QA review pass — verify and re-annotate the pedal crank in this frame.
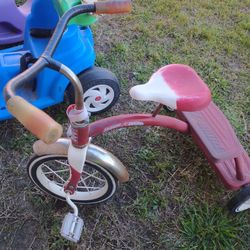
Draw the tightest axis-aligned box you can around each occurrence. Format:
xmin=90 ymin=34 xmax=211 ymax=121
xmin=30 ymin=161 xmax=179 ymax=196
xmin=61 ymin=193 xmax=84 ymax=243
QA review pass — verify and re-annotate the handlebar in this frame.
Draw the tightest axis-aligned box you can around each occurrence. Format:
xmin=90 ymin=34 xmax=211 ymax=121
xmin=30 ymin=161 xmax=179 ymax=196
xmin=95 ymin=0 xmax=132 ymax=14
xmin=4 ymin=0 xmax=132 ymax=144
xmin=7 ymin=96 xmax=63 ymax=144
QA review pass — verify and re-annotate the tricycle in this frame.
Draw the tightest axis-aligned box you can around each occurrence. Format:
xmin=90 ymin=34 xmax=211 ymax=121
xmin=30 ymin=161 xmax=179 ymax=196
xmin=3 ymin=0 xmax=250 ymax=243
xmin=0 ymin=0 xmax=120 ymax=121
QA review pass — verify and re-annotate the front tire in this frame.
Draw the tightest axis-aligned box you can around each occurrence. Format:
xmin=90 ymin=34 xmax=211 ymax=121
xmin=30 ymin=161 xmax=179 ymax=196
xmin=27 ymin=155 xmax=118 ymax=204
xmin=66 ymin=67 xmax=120 ymax=115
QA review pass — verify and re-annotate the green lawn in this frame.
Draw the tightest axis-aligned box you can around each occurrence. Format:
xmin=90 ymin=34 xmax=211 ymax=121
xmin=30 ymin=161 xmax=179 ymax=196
xmin=1 ymin=0 xmax=249 ymax=249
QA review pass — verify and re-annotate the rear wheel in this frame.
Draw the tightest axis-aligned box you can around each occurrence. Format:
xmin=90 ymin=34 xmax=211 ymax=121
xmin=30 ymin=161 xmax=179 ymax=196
xmin=227 ymin=185 xmax=250 ymax=213
xmin=66 ymin=67 xmax=120 ymax=115
xmin=27 ymin=155 xmax=118 ymax=204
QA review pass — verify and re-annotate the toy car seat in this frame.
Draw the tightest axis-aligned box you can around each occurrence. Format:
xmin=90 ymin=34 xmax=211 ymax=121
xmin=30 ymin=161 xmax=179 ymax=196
xmin=0 ymin=0 xmax=32 ymax=45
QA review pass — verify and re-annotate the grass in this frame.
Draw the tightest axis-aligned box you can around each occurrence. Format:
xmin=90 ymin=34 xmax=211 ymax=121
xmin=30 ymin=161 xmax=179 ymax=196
xmin=88 ymin=0 xmax=250 ymax=247
xmin=1 ymin=0 xmax=249 ymax=249
xmin=28 ymin=193 xmax=76 ymax=249
xmin=133 ymin=181 xmax=168 ymax=219
xmin=180 ymin=203 xmax=250 ymax=250
xmin=15 ymin=0 xmax=23 ymax=6
xmin=10 ymin=131 xmax=36 ymax=155
xmin=94 ymin=0 xmax=250 ymax=141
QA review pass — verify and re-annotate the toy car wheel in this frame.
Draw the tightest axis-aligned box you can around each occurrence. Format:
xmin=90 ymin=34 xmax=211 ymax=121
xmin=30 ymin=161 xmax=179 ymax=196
xmin=227 ymin=185 xmax=250 ymax=213
xmin=66 ymin=67 xmax=120 ymax=115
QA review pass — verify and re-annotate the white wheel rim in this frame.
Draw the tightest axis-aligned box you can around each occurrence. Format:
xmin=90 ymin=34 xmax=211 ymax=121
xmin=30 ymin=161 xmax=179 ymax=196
xmin=30 ymin=156 xmax=116 ymax=202
xmin=235 ymin=197 xmax=250 ymax=212
xmin=83 ymin=84 xmax=115 ymax=112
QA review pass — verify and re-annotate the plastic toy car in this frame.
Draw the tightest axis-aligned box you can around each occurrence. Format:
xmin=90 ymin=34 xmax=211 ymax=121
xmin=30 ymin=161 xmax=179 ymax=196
xmin=0 ymin=0 xmax=120 ymax=121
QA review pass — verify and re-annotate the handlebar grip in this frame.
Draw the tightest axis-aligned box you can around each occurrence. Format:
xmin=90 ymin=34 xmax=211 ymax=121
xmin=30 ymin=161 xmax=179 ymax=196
xmin=7 ymin=96 xmax=63 ymax=144
xmin=95 ymin=0 xmax=132 ymax=14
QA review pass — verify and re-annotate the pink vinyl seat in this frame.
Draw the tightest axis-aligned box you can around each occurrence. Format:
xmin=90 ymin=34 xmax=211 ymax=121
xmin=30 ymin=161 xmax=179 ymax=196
xmin=129 ymin=64 xmax=211 ymax=111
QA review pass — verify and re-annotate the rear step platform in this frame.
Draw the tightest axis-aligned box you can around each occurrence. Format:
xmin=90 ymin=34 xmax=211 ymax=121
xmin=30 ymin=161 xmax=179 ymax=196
xmin=178 ymin=102 xmax=250 ymax=190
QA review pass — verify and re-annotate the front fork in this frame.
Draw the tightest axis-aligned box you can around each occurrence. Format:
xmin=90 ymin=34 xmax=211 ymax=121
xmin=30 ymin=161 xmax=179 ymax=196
xmin=64 ymin=104 xmax=90 ymax=194
xmin=60 ymin=104 xmax=89 ymax=242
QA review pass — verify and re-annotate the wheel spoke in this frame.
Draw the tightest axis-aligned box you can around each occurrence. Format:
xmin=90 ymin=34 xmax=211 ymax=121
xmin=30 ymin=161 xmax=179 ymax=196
xmin=43 ymin=169 xmax=69 ymax=175
xmin=82 ymin=170 xmax=106 ymax=183
xmin=41 ymin=163 xmax=67 ymax=184
xmin=85 ymin=97 xmax=97 ymax=109
xmin=98 ymin=85 xmax=108 ymax=97
xmin=55 ymin=160 xmax=70 ymax=167
xmin=83 ymin=180 xmax=90 ymax=192
xmin=84 ymin=89 xmax=100 ymax=98
xmin=97 ymin=86 xmax=114 ymax=103
xmin=102 ymin=92 xmax=114 ymax=102
xmin=77 ymin=186 xmax=100 ymax=191
xmin=93 ymin=102 xmax=108 ymax=108
xmin=85 ymin=96 xmax=108 ymax=109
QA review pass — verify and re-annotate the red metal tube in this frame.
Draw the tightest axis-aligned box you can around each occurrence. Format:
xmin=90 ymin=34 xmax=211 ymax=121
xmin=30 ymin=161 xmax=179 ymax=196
xmin=89 ymin=114 xmax=189 ymax=137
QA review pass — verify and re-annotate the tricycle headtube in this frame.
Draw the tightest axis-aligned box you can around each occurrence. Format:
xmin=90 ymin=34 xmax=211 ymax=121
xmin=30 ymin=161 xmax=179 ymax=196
xmin=67 ymin=104 xmax=90 ymax=148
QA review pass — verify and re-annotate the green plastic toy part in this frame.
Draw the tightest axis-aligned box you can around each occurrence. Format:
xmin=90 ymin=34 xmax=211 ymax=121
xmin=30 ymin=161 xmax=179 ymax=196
xmin=52 ymin=0 xmax=97 ymax=26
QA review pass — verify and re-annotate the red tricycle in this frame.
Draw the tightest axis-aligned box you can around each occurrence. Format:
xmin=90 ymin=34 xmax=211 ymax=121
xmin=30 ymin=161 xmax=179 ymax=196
xmin=4 ymin=0 xmax=250 ymax=243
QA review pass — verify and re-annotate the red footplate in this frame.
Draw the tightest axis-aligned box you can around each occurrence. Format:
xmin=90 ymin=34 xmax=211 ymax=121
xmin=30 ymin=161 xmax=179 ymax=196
xmin=179 ymin=102 xmax=250 ymax=190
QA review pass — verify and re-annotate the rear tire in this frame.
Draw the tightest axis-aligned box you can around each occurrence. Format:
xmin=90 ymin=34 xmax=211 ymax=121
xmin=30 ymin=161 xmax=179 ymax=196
xmin=27 ymin=154 xmax=118 ymax=204
xmin=227 ymin=185 xmax=250 ymax=213
xmin=66 ymin=67 xmax=120 ymax=115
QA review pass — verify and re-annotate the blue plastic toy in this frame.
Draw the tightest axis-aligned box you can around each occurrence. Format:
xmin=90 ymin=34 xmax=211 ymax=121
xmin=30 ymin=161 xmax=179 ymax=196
xmin=0 ymin=0 xmax=120 ymax=121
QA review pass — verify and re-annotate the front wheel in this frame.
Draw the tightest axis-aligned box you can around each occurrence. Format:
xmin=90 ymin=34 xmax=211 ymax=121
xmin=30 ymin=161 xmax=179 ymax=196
xmin=66 ymin=67 xmax=120 ymax=115
xmin=27 ymin=155 xmax=118 ymax=204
